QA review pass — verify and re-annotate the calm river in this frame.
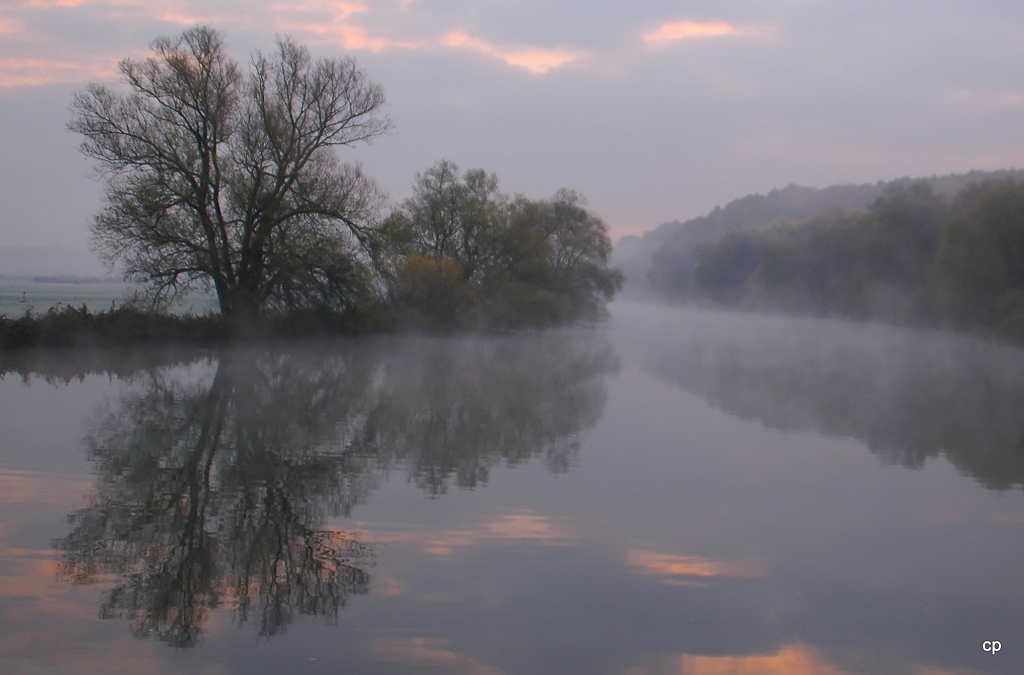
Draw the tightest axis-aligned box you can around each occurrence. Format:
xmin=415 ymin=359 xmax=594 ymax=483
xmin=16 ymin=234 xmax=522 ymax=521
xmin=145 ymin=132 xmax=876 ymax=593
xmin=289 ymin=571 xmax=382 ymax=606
xmin=1 ymin=302 xmax=1022 ymax=674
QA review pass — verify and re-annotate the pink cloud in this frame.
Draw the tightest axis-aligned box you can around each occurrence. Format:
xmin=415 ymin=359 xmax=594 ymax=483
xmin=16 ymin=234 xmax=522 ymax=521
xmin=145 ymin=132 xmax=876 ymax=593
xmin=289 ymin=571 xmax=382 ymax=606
xmin=442 ymin=30 xmax=582 ymax=74
xmin=269 ymin=1 xmax=428 ymax=52
xmin=0 ymin=17 xmax=26 ymax=34
xmin=643 ymin=20 xmax=778 ymax=44
xmin=0 ymin=56 xmax=119 ymax=87
xmin=18 ymin=0 xmax=140 ymax=7
xmin=2 ymin=0 xmax=585 ymax=86
xmin=295 ymin=21 xmax=425 ymax=52
xmin=644 ymin=21 xmax=738 ymax=42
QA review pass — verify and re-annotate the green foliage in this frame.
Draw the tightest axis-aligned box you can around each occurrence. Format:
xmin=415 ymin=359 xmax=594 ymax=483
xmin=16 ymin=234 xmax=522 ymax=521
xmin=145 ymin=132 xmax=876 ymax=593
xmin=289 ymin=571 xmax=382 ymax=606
xmin=389 ymin=253 xmax=479 ymax=330
xmin=383 ymin=161 xmax=622 ymax=330
xmin=692 ymin=232 xmax=762 ymax=304
xmin=740 ymin=184 xmax=945 ymax=319
xmin=634 ymin=169 xmax=1024 ymax=300
xmin=936 ymin=180 xmax=1024 ymax=337
xmin=676 ymin=178 xmax=1024 ymax=339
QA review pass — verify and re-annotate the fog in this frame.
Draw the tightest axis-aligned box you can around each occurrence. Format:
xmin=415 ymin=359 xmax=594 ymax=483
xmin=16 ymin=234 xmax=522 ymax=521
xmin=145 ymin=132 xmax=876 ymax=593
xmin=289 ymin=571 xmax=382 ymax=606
xmin=0 ymin=245 xmax=111 ymax=278
xmin=4 ymin=306 xmax=1024 ymax=674
xmin=2 ymin=1 xmax=1024 ymax=670
xmin=612 ymin=301 xmax=1024 ymax=490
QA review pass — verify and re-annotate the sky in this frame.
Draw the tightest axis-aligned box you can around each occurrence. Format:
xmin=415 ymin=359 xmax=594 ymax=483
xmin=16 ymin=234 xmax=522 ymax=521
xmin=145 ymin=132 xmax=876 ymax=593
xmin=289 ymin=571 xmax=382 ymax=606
xmin=1 ymin=0 xmax=1024 ymax=255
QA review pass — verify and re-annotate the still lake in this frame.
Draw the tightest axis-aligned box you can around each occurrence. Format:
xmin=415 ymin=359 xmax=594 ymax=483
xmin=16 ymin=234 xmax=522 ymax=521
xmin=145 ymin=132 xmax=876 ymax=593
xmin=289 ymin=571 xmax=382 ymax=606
xmin=1 ymin=302 xmax=1022 ymax=674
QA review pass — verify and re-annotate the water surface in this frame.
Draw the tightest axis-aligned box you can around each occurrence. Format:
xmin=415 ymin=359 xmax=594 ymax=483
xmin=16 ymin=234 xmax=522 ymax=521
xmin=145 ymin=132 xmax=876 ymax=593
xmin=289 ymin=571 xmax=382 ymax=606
xmin=1 ymin=304 xmax=1022 ymax=674
xmin=0 ymin=280 xmax=217 ymax=317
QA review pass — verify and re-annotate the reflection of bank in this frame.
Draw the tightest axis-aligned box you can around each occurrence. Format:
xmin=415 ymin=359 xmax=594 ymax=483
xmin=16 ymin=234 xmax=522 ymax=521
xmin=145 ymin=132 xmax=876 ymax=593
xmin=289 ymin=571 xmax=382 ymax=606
xmin=51 ymin=332 xmax=617 ymax=646
xmin=622 ymin=304 xmax=1024 ymax=490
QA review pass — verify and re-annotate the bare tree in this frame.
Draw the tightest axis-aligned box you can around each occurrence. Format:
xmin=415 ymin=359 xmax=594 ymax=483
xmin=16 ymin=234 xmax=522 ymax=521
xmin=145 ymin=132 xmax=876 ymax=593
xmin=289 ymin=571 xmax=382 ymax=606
xmin=70 ymin=26 xmax=390 ymax=318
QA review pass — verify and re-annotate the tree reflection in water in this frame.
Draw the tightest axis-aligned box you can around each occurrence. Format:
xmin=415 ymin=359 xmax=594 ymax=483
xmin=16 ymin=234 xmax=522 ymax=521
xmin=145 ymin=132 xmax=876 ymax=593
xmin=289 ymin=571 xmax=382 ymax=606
xmin=624 ymin=306 xmax=1024 ymax=490
xmin=50 ymin=332 xmax=617 ymax=646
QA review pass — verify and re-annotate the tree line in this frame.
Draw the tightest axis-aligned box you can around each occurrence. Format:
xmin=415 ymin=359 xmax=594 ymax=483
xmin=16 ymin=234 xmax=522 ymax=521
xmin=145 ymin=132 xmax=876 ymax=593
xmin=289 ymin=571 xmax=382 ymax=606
xmin=650 ymin=179 xmax=1024 ymax=339
xmin=64 ymin=26 xmax=620 ymax=333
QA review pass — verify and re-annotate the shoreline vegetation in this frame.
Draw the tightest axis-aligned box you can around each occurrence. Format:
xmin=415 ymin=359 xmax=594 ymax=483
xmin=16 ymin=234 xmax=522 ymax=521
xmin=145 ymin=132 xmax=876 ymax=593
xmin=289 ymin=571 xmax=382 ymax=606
xmin=8 ymin=173 xmax=1024 ymax=351
xmin=0 ymin=156 xmax=625 ymax=351
xmin=5 ymin=27 xmax=622 ymax=352
xmin=0 ymin=281 xmax=618 ymax=351
xmin=618 ymin=173 xmax=1024 ymax=343
xmin=9 ymin=27 xmax=1021 ymax=350
xmin=0 ymin=304 xmax=361 ymax=351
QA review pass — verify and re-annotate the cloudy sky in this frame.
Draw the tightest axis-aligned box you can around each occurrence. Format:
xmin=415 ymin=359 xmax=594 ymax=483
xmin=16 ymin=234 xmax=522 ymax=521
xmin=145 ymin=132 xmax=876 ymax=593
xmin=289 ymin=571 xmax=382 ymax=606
xmin=1 ymin=0 xmax=1024 ymax=252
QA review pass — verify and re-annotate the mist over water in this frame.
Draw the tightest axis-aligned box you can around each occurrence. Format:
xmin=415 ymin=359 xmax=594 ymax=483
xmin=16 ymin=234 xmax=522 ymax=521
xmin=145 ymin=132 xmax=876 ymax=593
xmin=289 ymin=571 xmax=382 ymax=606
xmin=47 ymin=333 xmax=615 ymax=647
xmin=611 ymin=301 xmax=1024 ymax=490
xmin=1 ymin=308 xmax=1022 ymax=674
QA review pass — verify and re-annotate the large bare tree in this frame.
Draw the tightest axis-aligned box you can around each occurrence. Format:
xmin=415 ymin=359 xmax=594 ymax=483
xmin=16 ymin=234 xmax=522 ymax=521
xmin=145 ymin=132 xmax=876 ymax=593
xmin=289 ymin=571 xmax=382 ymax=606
xmin=70 ymin=26 xmax=390 ymax=318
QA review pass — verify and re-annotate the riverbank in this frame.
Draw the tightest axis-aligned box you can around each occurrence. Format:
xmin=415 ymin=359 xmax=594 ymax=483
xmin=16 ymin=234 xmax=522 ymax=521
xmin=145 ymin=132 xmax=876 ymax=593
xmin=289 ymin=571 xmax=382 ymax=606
xmin=0 ymin=304 xmax=393 ymax=351
xmin=0 ymin=278 xmax=218 ymax=318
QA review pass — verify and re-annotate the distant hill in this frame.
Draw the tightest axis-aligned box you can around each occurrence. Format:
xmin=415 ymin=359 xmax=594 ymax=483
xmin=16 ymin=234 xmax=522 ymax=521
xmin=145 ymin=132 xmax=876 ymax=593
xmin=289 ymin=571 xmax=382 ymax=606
xmin=613 ymin=168 xmax=1024 ymax=297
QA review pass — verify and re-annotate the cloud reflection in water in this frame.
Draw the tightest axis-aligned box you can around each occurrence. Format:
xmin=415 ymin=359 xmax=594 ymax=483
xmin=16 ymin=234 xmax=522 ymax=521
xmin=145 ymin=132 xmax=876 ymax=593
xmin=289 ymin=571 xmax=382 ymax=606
xmin=41 ymin=332 xmax=616 ymax=646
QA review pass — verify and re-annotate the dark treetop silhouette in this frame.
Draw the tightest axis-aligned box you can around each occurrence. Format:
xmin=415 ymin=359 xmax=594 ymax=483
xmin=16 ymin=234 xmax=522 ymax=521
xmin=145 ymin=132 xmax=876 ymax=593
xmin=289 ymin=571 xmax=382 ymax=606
xmin=381 ymin=161 xmax=623 ymax=329
xmin=70 ymin=26 xmax=389 ymax=318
